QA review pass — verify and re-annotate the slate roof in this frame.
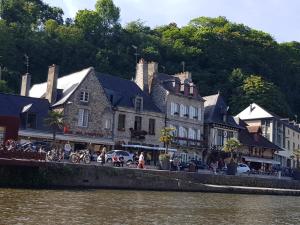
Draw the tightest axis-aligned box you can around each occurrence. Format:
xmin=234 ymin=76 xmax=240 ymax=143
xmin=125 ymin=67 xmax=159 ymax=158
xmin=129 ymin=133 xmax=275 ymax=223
xmin=203 ymin=93 xmax=241 ymax=129
xmin=29 ymin=67 xmax=92 ymax=107
xmin=238 ymin=120 xmax=282 ymax=151
xmin=0 ymin=93 xmax=50 ymax=130
xmin=96 ymin=73 xmax=161 ymax=113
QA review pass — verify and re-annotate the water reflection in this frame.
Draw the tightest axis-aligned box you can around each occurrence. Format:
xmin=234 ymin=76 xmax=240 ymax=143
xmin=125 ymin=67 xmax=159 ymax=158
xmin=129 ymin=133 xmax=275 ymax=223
xmin=0 ymin=188 xmax=299 ymax=225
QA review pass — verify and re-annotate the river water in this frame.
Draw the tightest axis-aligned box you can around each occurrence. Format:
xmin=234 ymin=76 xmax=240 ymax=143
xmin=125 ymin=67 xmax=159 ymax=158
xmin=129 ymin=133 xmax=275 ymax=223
xmin=0 ymin=188 xmax=299 ymax=225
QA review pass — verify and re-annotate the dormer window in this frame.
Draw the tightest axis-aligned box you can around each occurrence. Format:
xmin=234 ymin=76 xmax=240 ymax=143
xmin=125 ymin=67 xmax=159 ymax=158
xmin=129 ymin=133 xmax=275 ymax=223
xmin=80 ymin=91 xmax=89 ymax=102
xmin=135 ymin=97 xmax=143 ymax=112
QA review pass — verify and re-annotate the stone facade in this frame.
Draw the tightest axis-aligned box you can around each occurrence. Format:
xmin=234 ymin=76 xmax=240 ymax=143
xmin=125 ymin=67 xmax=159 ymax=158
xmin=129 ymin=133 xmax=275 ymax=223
xmin=59 ymin=69 xmax=113 ymax=139
xmin=135 ymin=60 xmax=205 ymax=162
xmin=113 ymin=107 xmax=164 ymax=146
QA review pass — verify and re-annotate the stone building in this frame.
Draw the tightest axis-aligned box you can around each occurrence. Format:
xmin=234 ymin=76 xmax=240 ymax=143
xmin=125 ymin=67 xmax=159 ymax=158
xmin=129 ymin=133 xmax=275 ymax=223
xmin=203 ymin=93 xmax=240 ymax=159
xmin=29 ymin=65 xmax=114 ymax=148
xmin=28 ymin=64 xmax=165 ymax=153
xmin=134 ymin=59 xmax=205 ymax=162
xmin=236 ymin=103 xmax=300 ymax=168
xmin=97 ymin=72 xmax=165 ymax=149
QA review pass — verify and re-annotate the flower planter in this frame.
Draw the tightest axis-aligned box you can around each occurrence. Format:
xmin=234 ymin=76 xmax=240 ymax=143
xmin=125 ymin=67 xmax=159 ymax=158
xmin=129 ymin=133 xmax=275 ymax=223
xmin=226 ymin=162 xmax=237 ymax=175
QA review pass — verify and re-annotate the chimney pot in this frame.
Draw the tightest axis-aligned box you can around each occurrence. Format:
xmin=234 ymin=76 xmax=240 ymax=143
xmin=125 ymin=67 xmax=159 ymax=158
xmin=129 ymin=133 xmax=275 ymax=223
xmin=46 ymin=64 xmax=59 ymax=104
xmin=20 ymin=73 xmax=31 ymax=96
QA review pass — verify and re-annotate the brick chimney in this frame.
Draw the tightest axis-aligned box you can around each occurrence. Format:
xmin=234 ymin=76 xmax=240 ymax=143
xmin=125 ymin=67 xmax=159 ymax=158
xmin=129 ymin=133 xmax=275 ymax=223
xmin=135 ymin=59 xmax=149 ymax=92
xmin=20 ymin=73 xmax=31 ymax=96
xmin=147 ymin=62 xmax=158 ymax=92
xmin=184 ymin=82 xmax=190 ymax=96
xmin=46 ymin=64 xmax=59 ymax=104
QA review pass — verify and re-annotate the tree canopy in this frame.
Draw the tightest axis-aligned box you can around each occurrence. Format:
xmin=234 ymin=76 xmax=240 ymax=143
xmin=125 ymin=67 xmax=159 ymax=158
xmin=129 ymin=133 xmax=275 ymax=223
xmin=0 ymin=0 xmax=300 ymax=118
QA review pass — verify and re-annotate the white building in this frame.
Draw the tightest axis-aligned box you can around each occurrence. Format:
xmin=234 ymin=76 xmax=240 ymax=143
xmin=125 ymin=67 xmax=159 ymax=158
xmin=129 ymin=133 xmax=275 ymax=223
xmin=236 ymin=103 xmax=300 ymax=168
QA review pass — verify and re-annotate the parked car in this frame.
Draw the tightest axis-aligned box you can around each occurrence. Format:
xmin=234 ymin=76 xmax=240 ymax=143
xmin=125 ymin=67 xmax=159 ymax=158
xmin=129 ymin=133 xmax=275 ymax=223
xmin=190 ymin=159 xmax=208 ymax=170
xmin=237 ymin=163 xmax=250 ymax=174
xmin=105 ymin=150 xmax=133 ymax=163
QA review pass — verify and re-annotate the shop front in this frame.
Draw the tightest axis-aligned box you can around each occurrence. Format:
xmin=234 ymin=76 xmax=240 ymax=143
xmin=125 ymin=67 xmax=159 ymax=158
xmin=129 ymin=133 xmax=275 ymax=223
xmin=243 ymin=156 xmax=280 ymax=172
xmin=0 ymin=116 xmax=19 ymax=144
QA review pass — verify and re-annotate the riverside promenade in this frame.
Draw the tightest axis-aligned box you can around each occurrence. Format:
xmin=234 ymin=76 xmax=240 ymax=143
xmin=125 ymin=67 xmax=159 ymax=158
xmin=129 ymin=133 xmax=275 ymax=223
xmin=0 ymin=158 xmax=300 ymax=196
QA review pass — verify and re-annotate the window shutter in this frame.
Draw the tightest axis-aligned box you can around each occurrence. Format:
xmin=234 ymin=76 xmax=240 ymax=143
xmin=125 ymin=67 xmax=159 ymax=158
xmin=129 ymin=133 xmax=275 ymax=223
xmin=189 ymin=106 xmax=194 ymax=119
xmin=180 ymin=104 xmax=184 ymax=117
xmin=78 ymin=109 xmax=84 ymax=126
xmin=84 ymin=110 xmax=89 ymax=127
xmin=188 ymin=128 xmax=193 ymax=139
xmin=171 ymin=102 xmax=175 ymax=115
xmin=197 ymin=129 xmax=201 ymax=140
xmin=179 ymin=126 xmax=183 ymax=137
xmin=198 ymin=108 xmax=202 ymax=120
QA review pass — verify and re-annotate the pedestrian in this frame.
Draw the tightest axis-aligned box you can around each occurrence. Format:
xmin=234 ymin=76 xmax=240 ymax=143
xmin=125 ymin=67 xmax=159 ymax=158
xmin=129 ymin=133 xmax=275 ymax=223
xmin=146 ymin=152 xmax=152 ymax=165
xmin=100 ymin=147 xmax=106 ymax=165
xmin=64 ymin=141 xmax=72 ymax=160
xmin=210 ymin=161 xmax=218 ymax=175
xmin=138 ymin=152 xmax=145 ymax=169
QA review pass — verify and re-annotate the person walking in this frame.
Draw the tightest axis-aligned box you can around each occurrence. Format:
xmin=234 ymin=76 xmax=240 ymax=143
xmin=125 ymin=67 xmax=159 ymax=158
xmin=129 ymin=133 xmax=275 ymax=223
xmin=64 ymin=141 xmax=72 ymax=160
xmin=138 ymin=152 xmax=145 ymax=169
xmin=100 ymin=147 xmax=106 ymax=165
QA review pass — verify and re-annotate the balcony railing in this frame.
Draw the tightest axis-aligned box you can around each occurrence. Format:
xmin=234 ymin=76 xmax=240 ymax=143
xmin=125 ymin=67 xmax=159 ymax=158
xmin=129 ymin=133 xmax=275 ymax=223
xmin=172 ymin=137 xmax=205 ymax=148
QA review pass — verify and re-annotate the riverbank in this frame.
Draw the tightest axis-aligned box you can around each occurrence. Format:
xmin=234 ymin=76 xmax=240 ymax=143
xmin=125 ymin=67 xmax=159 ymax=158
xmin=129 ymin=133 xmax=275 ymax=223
xmin=0 ymin=158 xmax=300 ymax=196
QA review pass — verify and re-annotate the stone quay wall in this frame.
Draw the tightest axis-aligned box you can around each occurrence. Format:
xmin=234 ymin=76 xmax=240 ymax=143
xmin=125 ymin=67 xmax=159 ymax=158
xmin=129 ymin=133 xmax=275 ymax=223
xmin=0 ymin=160 xmax=300 ymax=196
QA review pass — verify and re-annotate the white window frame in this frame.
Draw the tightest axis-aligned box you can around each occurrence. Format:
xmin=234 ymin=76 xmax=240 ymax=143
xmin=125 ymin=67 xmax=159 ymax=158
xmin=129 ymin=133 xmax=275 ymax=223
xmin=80 ymin=91 xmax=89 ymax=102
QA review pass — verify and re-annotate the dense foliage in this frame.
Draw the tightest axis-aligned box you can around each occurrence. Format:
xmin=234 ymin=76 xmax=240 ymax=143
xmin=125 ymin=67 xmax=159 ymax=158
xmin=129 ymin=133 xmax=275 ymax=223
xmin=0 ymin=0 xmax=300 ymax=118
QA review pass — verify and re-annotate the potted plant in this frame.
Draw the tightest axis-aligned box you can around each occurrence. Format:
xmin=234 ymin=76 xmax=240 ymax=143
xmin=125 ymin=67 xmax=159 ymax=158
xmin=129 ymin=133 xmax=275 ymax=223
xmin=292 ymin=149 xmax=300 ymax=180
xmin=159 ymin=127 xmax=175 ymax=170
xmin=223 ymin=138 xmax=241 ymax=175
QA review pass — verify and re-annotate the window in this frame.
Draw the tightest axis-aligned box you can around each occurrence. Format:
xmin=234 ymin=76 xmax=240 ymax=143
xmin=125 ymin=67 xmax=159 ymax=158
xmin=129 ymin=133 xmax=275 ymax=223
xmin=179 ymin=126 xmax=188 ymax=138
xmin=134 ymin=116 xmax=142 ymax=131
xmin=0 ymin=126 xmax=5 ymax=143
xmin=171 ymin=102 xmax=179 ymax=115
xmin=78 ymin=109 xmax=89 ymax=127
xmin=197 ymin=108 xmax=202 ymax=120
xmin=135 ymin=97 xmax=143 ymax=112
xmin=118 ymin=114 xmax=126 ymax=131
xmin=287 ymin=140 xmax=290 ymax=150
xmin=197 ymin=129 xmax=201 ymax=140
xmin=184 ymin=106 xmax=189 ymax=117
xmin=188 ymin=128 xmax=197 ymax=140
xmin=80 ymin=91 xmax=89 ymax=102
xmin=227 ymin=131 xmax=234 ymax=139
xmin=105 ymin=119 xmax=111 ymax=129
xmin=217 ymin=129 xmax=224 ymax=146
xmin=148 ymin=119 xmax=155 ymax=135
xmin=27 ymin=113 xmax=37 ymax=129
xmin=169 ymin=125 xmax=178 ymax=137
xmin=293 ymin=142 xmax=295 ymax=150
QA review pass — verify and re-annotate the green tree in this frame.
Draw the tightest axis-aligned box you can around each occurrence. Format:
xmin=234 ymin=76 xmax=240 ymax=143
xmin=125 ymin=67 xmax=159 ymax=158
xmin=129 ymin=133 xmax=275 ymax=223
xmin=0 ymin=80 xmax=12 ymax=93
xmin=159 ymin=127 xmax=175 ymax=154
xmin=44 ymin=111 xmax=64 ymax=142
xmin=293 ymin=149 xmax=300 ymax=169
xmin=223 ymin=138 xmax=241 ymax=160
xmin=230 ymin=75 xmax=292 ymax=117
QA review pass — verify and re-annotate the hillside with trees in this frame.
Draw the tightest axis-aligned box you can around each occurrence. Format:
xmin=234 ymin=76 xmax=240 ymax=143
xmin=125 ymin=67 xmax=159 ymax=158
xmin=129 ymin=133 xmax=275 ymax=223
xmin=0 ymin=0 xmax=300 ymax=118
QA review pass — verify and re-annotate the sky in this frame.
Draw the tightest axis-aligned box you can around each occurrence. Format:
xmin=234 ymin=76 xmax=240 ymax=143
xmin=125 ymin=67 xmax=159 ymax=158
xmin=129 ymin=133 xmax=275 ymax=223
xmin=43 ymin=0 xmax=300 ymax=43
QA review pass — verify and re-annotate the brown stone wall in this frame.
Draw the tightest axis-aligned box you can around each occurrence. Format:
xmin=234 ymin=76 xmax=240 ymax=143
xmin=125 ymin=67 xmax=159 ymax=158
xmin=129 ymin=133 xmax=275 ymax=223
xmin=63 ymin=69 xmax=113 ymax=139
